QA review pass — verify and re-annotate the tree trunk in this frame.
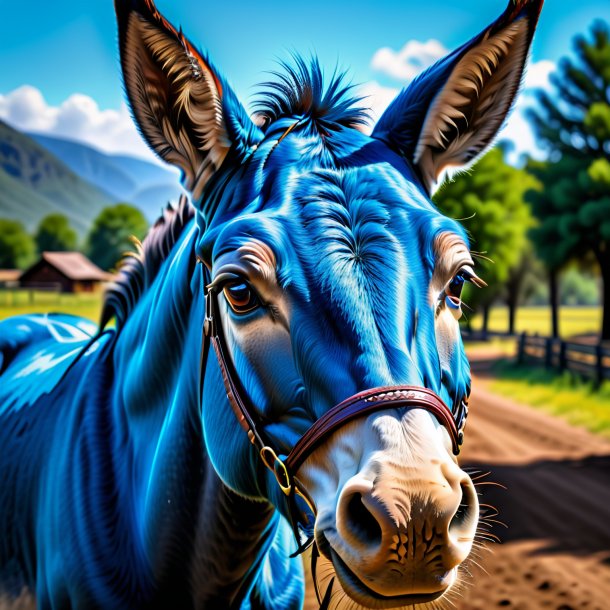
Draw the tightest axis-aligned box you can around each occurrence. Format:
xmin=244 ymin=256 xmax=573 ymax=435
xmin=549 ymin=268 xmax=559 ymax=339
xmin=507 ymin=294 xmax=518 ymax=335
xmin=591 ymin=245 xmax=610 ymax=342
xmin=505 ymin=254 xmax=529 ymax=336
xmin=482 ymin=303 xmax=491 ymax=338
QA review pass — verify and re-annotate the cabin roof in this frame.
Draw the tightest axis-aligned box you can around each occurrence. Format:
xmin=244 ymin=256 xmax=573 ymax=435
xmin=31 ymin=252 xmax=113 ymax=281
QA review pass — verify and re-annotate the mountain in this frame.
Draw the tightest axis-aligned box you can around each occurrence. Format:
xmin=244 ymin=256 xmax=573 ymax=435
xmin=0 ymin=121 xmax=115 ymax=235
xmin=28 ymin=133 xmax=184 ymax=221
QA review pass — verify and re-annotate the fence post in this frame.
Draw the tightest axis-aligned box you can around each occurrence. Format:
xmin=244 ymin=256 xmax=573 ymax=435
xmin=545 ymin=337 xmax=553 ymax=368
xmin=517 ymin=332 xmax=526 ymax=364
xmin=596 ymin=343 xmax=604 ymax=388
xmin=558 ymin=340 xmax=567 ymax=372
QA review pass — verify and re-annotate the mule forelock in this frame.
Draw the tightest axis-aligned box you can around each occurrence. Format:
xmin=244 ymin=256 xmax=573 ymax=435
xmin=254 ymin=56 xmax=369 ymax=132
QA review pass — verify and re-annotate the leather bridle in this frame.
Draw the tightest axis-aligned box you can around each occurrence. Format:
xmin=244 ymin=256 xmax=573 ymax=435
xmin=198 ymin=266 xmax=468 ymax=554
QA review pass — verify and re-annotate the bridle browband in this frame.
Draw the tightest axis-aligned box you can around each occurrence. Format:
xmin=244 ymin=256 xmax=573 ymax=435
xmin=198 ymin=264 xmax=467 ymax=535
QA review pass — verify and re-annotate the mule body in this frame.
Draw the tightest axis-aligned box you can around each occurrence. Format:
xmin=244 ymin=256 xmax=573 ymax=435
xmin=0 ymin=0 xmax=543 ymax=608
xmin=0 ymin=228 xmax=301 ymax=609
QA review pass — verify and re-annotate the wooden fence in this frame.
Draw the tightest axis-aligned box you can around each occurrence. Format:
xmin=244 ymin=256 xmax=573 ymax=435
xmin=517 ymin=333 xmax=610 ymax=386
xmin=0 ymin=284 xmax=63 ymax=307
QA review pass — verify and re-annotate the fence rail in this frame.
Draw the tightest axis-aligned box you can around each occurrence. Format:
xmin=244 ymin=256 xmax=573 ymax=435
xmin=517 ymin=333 xmax=610 ymax=385
xmin=0 ymin=284 xmax=63 ymax=307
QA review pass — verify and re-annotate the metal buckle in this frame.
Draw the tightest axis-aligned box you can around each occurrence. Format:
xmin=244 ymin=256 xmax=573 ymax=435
xmin=260 ymin=446 xmax=318 ymax=522
xmin=260 ymin=446 xmax=292 ymax=495
xmin=203 ymin=285 xmax=215 ymax=338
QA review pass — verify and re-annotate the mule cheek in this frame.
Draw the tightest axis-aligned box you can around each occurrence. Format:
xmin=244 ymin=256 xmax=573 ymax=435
xmin=435 ymin=306 xmax=470 ymax=411
xmin=435 ymin=306 xmax=461 ymax=366
xmin=223 ymin=311 xmax=301 ymax=416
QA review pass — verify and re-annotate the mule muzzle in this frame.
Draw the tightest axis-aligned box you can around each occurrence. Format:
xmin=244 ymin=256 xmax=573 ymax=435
xmin=315 ymin=452 xmax=478 ymax=607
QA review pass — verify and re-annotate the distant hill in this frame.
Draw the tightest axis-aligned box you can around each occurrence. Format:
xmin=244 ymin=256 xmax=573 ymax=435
xmin=0 ymin=121 xmax=115 ymax=235
xmin=28 ymin=133 xmax=184 ymax=222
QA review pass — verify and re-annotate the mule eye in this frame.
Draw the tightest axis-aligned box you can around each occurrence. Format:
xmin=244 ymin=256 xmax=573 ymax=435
xmin=223 ymin=280 xmax=260 ymax=314
xmin=444 ymin=271 xmax=467 ymax=321
xmin=446 ymin=266 xmax=485 ymax=299
xmin=447 ymin=273 xmax=466 ymax=299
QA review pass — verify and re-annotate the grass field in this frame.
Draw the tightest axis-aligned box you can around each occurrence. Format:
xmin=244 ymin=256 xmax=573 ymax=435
xmin=467 ymin=305 xmax=601 ymax=338
xmin=488 ymin=359 xmax=610 ymax=439
xmin=0 ymin=290 xmax=102 ymax=323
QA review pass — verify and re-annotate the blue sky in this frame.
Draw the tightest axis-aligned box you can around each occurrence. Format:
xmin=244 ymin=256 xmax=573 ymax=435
xmin=0 ymin=0 xmax=607 ymax=162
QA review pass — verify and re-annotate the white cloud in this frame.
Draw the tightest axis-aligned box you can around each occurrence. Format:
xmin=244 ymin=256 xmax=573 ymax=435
xmin=0 ymin=85 xmax=159 ymax=163
xmin=370 ymin=39 xmax=448 ymax=83
xmin=362 ymin=38 xmax=446 ymax=133
xmin=522 ymin=59 xmax=556 ymax=91
xmin=358 ymin=81 xmax=400 ymax=127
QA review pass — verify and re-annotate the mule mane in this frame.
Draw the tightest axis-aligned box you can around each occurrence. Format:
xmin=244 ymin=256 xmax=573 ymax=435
xmin=101 ymin=194 xmax=195 ymax=330
xmin=254 ymin=56 xmax=369 ymax=131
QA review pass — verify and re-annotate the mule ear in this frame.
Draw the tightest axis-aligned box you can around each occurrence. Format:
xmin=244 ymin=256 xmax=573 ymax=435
xmin=372 ymin=0 xmax=543 ymax=194
xmin=115 ymin=0 xmax=262 ymax=201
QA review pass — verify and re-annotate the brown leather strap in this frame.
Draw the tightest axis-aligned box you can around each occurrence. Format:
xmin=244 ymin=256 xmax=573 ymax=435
xmin=199 ymin=267 xmax=466 ymax=562
xmin=204 ymin=281 xmax=268 ymax=450
xmin=285 ymin=386 xmax=460 ymax=473
xmin=200 ymin=278 xmax=466 ymax=558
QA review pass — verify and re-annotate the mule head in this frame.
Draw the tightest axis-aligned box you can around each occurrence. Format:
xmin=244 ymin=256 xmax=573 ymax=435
xmin=116 ymin=0 xmax=542 ymax=607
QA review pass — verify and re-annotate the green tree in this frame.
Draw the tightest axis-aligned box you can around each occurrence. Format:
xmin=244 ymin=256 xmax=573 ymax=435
xmin=0 ymin=218 xmax=35 ymax=269
xmin=434 ymin=147 xmax=538 ymax=333
xmin=503 ymin=244 xmax=545 ymax=335
xmin=35 ymin=213 xmax=78 ymax=254
xmin=87 ymin=204 xmax=149 ymax=271
xmin=526 ymin=157 xmax=587 ymax=337
xmin=526 ymin=20 xmax=610 ymax=338
xmin=527 ymin=20 xmax=610 ymax=162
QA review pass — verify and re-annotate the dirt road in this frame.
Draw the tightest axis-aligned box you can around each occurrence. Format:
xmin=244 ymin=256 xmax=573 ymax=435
xmin=452 ymin=368 xmax=610 ymax=610
xmin=305 ymin=359 xmax=610 ymax=609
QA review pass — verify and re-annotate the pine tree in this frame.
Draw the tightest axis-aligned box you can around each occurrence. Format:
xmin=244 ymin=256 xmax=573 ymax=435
xmin=526 ymin=20 xmax=610 ymax=339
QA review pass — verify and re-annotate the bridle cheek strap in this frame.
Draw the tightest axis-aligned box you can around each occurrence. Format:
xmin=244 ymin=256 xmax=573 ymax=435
xmin=199 ymin=279 xmax=467 ymax=540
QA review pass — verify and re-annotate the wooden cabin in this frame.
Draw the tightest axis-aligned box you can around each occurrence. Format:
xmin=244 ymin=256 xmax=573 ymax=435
xmin=20 ymin=252 xmax=113 ymax=293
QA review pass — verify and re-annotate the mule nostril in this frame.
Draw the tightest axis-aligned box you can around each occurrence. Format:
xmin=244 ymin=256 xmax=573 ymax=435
xmin=344 ymin=492 xmax=382 ymax=547
xmin=449 ymin=478 xmax=478 ymax=536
